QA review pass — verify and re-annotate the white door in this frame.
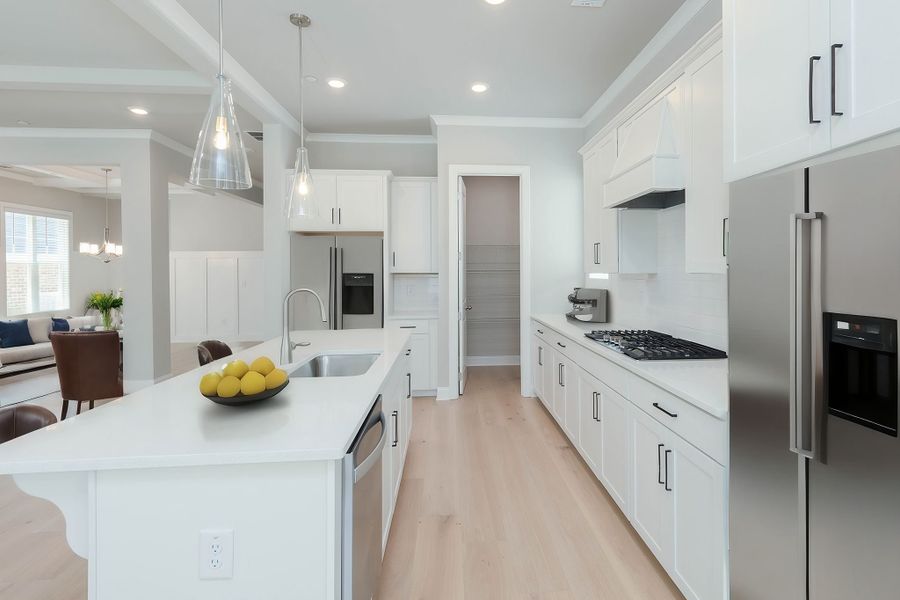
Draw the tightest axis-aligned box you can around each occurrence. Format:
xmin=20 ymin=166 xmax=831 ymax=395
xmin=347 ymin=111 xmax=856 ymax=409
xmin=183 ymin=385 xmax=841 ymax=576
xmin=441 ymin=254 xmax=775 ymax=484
xmin=724 ymin=0 xmax=830 ymax=181
xmin=336 ymin=175 xmax=384 ymax=231
xmin=288 ymin=172 xmax=337 ymax=232
xmin=390 ymin=180 xmax=432 ymax=272
xmin=531 ymin=335 xmax=544 ymax=402
xmin=600 ymin=388 xmax=631 ymax=515
xmin=685 ymin=43 xmax=729 ymax=274
xmin=583 ymin=132 xmax=619 ymax=274
xmin=457 ymin=177 xmax=468 ymax=395
xmin=670 ymin=437 xmax=726 ymax=600
xmin=578 ymin=371 xmax=604 ymax=478
xmin=830 ymin=2 xmax=900 ymax=149
xmin=630 ymin=408 xmax=673 ymax=564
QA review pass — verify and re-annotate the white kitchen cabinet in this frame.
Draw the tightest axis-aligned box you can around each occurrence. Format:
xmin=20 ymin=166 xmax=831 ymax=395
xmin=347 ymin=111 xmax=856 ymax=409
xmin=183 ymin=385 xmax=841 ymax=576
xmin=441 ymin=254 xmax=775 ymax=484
xmin=577 ymin=369 xmax=604 ymax=477
xmin=685 ymin=42 xmax=729 ymax=274
xmin=389 ymin=318 xmax=437 ymax=395
xmin=723 ymin=0 xmax=830 ymax=181
xmin=531 ymin=334 xmax=546 ymax=405
xmin=381 ymin=354 xmax=412 ymax=550
xmin=289 ymin=171 xmax=389 ymax=232
xmin=630 ymin=407 xmax=673 ymax=563
xmin=600 ymin=385 xmax=631 ymax=515
xmin=551 ymin=350 xmax=576 ymax=432
xmin=583 ymin=132 xmax=619 ymax=274
xmin=390 ymin=178 xmax=437 ymax=273
xmin=829 ymin=2 xmax=900 ymax=149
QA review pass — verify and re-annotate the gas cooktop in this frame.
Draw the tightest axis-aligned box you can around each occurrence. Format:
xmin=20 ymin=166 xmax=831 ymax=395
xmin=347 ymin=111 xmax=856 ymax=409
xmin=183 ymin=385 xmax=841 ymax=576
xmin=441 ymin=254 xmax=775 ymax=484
xmin=584 ymin=330 xmax=727 ymax=361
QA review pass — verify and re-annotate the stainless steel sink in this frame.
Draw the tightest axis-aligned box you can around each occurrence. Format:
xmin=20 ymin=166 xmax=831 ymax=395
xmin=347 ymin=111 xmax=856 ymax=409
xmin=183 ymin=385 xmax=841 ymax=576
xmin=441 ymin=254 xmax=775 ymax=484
xmin=290 ymin=353 xmax=381 ymax=378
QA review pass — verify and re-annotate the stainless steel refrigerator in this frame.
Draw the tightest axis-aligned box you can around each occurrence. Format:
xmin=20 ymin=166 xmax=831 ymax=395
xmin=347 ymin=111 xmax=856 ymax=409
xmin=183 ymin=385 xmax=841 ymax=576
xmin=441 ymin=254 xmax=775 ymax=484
xmin=729 ymin=145 xmax=900 ymax=600
xmin=289 ymin=233 xmax=383 ymax=330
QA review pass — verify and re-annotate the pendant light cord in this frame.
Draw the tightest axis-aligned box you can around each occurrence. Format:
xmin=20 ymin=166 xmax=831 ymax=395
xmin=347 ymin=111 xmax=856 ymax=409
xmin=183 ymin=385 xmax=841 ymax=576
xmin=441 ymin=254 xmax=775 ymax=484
xmin=104 ymin=168 xmax=110 ymax=233
xmin=298 ymin=22 xmax=305 ymax=149
xmin=217 ymin=0 xmax=224 ymax=77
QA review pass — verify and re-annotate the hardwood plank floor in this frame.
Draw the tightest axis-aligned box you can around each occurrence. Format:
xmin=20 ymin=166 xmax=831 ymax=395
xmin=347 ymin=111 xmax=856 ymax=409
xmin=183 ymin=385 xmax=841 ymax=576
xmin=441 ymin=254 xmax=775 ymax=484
xmin=377 ymin=366 xmax=684 ymax=600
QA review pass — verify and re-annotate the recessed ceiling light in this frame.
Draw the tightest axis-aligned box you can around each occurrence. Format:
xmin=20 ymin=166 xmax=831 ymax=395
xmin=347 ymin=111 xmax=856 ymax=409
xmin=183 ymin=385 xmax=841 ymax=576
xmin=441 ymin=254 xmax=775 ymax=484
xmin=471 ymin=82 xmax=489 ymax=94
xmin=327 ymin=78 xmax=346 ymax=89
xmin=485 ymin=0 xmax=506 ymax=4
xmin=128 ymin=106 xmax=149 ymax=116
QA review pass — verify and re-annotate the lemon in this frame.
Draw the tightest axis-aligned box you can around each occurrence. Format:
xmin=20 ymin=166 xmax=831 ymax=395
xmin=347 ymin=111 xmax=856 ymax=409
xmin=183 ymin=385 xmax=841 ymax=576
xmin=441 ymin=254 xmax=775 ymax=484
xmin=240 ymin=371 xmax=266 ymax=395
xmin=265 ymin=368 xmax=288 ymax=390
xmin=250 ymin=356 xmax=276 ymax=376
xmin=199 ymin=372 xmax=222 ymax=396
xmin=222 ymin=360 xmax=249 ymax=379
xmin=216 ymin=375 xmax=242 ymax=398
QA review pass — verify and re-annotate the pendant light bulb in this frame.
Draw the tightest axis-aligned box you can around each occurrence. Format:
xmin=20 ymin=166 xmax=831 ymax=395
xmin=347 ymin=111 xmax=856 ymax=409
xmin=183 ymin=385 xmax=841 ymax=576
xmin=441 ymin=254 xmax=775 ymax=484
xmin=213 ymin=115 xmax=230 ymax=150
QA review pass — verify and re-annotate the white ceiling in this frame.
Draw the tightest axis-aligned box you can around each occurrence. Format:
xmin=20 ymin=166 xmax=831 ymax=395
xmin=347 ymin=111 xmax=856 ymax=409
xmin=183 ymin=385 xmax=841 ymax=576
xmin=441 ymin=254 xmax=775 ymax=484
xmin=176 ymin=0 xmax=687 ymax=134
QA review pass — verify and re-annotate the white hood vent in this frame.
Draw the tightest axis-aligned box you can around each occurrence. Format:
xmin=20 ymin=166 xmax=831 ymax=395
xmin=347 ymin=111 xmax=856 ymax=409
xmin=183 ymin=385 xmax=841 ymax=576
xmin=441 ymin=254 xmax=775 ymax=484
xmin=604 ymin=94 xmax=685 ymax=209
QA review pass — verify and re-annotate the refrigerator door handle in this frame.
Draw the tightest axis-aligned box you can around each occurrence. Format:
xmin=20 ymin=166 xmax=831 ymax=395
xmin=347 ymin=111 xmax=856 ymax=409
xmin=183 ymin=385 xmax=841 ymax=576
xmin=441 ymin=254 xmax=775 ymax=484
xmin=789 ymin=212 xmax=823 ymax=460
xmin=328 ymin=247 xmax=335 ymax=331
xmin=339 ymin=247 xmax=345 ymax=330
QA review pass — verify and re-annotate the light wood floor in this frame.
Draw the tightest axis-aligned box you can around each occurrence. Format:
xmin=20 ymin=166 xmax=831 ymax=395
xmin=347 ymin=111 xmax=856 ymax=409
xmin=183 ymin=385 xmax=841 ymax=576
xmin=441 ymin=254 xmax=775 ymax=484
xmin=377 ymin=366 xmax=683 ymax=600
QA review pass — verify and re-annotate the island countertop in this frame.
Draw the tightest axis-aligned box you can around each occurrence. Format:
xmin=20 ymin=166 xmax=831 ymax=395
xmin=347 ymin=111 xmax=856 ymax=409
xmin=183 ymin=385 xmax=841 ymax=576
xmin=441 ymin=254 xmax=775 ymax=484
xmin=0 ymin=328 xmax=411 ymax=475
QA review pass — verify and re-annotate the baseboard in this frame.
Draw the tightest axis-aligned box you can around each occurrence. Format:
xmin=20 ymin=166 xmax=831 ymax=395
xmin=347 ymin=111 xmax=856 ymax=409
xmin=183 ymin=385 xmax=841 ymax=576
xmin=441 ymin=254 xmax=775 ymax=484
xmin=411 ymin=389 xmax=437 ymax=398
xmin=436 ymin=386 xmax=457 ymax=402
xmin=465 ymin=355 xmax=520 ymax=367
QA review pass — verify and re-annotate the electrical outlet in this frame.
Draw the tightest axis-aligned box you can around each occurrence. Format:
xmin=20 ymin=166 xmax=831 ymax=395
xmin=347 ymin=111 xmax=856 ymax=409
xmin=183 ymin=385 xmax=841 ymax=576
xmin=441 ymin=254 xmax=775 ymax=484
xmin=406 ymin=285 xmax=415 ymax=297
xmin=199 ymin=529 xmax=233 ymax=580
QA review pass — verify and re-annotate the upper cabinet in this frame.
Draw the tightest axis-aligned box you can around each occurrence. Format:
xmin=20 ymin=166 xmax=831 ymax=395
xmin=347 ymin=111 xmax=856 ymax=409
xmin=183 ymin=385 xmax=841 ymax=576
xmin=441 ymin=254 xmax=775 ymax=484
xmin=685 ymin=42 xmax=729 ymax=274
xmin=288 ymin=170 xmax=389 ymax=233
xmin=725 ymin=1 xmax=900 ymax=181
xmin=582 ymin=132 xmax=619 ymax=274
xmin=390 ymin=178 xmax=438 ymax=273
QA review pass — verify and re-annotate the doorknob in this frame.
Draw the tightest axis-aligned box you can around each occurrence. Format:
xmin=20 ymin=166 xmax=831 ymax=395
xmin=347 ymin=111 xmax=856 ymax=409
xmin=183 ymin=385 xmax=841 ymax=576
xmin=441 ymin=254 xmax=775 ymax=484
xmin=465 ymin=305 xmax=473 ymax=311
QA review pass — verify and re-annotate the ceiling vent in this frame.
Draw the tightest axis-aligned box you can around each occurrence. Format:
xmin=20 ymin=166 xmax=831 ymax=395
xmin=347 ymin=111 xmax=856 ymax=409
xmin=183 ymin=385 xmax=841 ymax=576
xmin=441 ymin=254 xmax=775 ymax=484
xmin=246 ymin=131 xmax=264 ymax=141
xmin=571 ymin=0 xmax=606 ymax=7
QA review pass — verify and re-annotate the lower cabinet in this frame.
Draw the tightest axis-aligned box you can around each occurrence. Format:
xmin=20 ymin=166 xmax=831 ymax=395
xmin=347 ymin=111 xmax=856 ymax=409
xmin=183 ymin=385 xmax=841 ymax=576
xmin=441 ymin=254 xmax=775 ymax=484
xmin=381 ymin=355 xmax=412 ymax=551
xmin=531 ymin=335 xmax=546 ymax=405
xmin=388 ymin=318 xmax=437 ymax=395
xmin=577 ymin=369 xmax=604 ymax=477
xmin=599 ymin=384 xmax=631 ymax=516
xmin=631 ymin=408 xmax=673 ymax=560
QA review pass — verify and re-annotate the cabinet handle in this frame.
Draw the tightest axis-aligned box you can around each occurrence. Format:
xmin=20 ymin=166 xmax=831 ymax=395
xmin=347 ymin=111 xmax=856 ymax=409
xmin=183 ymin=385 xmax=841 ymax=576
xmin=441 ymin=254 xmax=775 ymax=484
xmin=594 ymin=242 xmax=601 ymax=265
xmin=338 ymin=208 xmax=342 ymax=224
xmin=399 ymin=325 xmax=416 ymax=329
xmin=722 ymin=217 xmax=728 ymax=257
xmin=392 ymin=251 xmax=396 ymax=267
xmin=538 ymin=346 xmax=543 ymax=366
xmin=392 ymin=410 xmax=398 ymax=447
xmin=537 ymin=329 xmax=544 ymax=334
xmin=558 ymin=363 xmax=565 ymax=387
xmin=664 ymin=449 xmax=672 ymax=492
xmin=657 ymin=443 xmax=665 ymax=485
xmin=407 ymin=373 xmax=411 ymax=399
xmin=809 ymin=55 xmax=822 ymax=124
xmin=831 ymin=43 xmax=844 ymax=116
xmin=593 ymin=391 xmax=599 ymax=421
xmin=557 ymin=342 xmax=566 ymax=349
xmin=652 ymin=402 xmax=678 ymax=418
xmin=331 ymin=207 xmax=335 ymax=225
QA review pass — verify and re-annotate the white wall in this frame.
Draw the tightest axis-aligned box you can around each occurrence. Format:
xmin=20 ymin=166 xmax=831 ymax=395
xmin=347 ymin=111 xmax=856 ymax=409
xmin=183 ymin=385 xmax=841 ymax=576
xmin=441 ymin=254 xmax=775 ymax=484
xmin=436 ymin=125 xmax=584 ymax=388
xmin=589 ymin=204 xmax=728 ymax=350
xmin=463 ymin=176 xmax=520 ymax=246
xmin=169 ymin=192 xmax=263 ymax=252
xmin=308 ymin=140 xmax=436 ymax=176
xmin=0 ymin=176 xmax=123 ymax=318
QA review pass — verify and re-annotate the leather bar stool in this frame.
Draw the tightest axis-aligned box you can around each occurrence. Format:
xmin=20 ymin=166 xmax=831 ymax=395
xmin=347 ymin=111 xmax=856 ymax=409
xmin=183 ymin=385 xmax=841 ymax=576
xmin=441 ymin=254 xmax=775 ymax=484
xmin=0 ymin=405 xmax=57 ymax=443
xmin=197 ymin=340 xmax=232 ymax=366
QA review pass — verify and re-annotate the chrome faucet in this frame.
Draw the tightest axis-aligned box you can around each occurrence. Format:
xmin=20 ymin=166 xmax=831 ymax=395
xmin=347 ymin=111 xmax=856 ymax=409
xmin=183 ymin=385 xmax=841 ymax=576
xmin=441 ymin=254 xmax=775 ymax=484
xmin=281 ymin=288 xmax=328 ymax=365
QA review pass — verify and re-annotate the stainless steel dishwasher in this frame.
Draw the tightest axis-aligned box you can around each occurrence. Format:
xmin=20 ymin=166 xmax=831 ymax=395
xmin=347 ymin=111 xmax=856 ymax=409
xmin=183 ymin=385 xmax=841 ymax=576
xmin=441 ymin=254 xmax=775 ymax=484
xmin=342 ymin=396 xmax=385 ymax=600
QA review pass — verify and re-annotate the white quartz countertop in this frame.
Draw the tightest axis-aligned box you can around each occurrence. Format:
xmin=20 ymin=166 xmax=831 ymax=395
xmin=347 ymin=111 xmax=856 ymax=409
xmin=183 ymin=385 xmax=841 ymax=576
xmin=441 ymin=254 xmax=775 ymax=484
xmin=0 ymin=328 xmax=411 ymax=475
xmin=532 ymin=315 xmax=729 ymax=420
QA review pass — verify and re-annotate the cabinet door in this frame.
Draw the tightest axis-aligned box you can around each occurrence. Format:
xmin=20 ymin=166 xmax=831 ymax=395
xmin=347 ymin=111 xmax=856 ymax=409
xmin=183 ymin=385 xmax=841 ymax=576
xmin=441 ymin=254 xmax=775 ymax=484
xmin=541 ymin=345 xmax=555 ymax=413
xmin=288 ymin=172 xmax=338 ymax=232
xmin=382 ymin=382 xmax=400 ymax=543
xmin=582 ymin=132 xmax=619 ymax=274
xmin=551 ymin=351 xmax=567 ymax=426
xmin=685 ymin=43 xmax=729 ymax=274
xmin=577 ymin=370 xmax=604 ymax=477
xmin=409 ymin=333 xmax=430 ymax=392
xmin=830 ymin=2 xmax=900 ymax=149
xmin=630 ymin=408 xmax=673 ymax=564
xmin=600 ymin=388 xmax=631 ymax=515
xmin=670 ymin=437 xmax=726 ymax=600
xmin=337 ymin=175 xmax=384 ymax=231
xmin=562 ymin=358 xmax=579 ymax=443
xmin=724 ymin=0 xmax=830 ymax=181
xmin=390 ymin=180 xmax=432 ymax=273
xmin=531 ymin=335 xmax=545 ymax=403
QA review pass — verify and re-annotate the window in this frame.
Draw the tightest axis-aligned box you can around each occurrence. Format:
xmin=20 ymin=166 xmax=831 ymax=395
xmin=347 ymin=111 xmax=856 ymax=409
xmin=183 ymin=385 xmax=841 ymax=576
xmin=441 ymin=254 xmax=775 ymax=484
xmin=3 ymin=207 xmax=71 ymax=316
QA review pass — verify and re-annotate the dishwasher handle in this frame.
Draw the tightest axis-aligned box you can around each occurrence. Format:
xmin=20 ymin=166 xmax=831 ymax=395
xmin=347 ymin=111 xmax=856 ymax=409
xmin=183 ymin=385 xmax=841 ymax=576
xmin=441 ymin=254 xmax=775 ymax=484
xmin=353 ymin=413 xmax=386 ymax=483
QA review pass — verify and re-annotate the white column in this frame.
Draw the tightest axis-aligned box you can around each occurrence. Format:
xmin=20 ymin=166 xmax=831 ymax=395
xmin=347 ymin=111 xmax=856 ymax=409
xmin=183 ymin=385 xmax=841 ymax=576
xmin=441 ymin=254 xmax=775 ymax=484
xmin=262 ymin=124 xmax=300 ymax=338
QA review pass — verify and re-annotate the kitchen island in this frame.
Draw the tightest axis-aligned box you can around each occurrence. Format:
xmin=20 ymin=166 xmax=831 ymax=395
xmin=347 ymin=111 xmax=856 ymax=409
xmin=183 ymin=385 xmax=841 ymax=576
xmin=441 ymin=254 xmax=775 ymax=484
xmin=0 ymin=327 xmax=413 ymax=600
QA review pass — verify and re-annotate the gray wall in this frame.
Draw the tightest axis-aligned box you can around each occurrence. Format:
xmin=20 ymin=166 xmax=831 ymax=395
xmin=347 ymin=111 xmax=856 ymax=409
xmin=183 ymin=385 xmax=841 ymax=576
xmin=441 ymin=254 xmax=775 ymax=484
xmin=169 ymin=191 xmax=263 ymax=252
xmin=307 ymin=140 xmax=437 ymax=176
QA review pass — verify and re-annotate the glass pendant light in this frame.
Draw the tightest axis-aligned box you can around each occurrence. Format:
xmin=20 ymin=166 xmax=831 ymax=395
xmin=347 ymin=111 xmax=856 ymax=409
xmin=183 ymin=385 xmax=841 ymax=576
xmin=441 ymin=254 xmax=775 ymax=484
xmin=79 ymin=168 xmax=123 ymax=263
xmin=286 ymin=13 xmax=318 ymax=219
xmin=189 ymin=0 xmax=252 ymax=190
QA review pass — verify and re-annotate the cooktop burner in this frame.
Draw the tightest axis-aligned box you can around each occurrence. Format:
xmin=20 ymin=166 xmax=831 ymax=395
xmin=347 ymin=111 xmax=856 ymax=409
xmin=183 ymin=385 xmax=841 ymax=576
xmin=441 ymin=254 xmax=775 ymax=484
xmin=584 ymin=329 xmax=727 ymax=360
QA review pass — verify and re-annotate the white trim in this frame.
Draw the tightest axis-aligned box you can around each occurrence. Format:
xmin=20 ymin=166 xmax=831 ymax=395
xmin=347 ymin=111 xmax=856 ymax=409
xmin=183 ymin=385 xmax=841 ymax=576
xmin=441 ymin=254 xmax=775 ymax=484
xmin=447 ymin=164 xmax=532 ymax=401
xmin=0 ymin=65 xmax=209 ymax=95
xmin=148 ymin=131 xmax=194 ymax=158
xmin=0 ymin=127 xmax=155 ymax=140
xmin=306 ymin=133 xmax=436 ymax=145
xmin=465 ymin=355 xmax=521 ymax=367
xmin=431 ymin=115 xmax=583 ymax=129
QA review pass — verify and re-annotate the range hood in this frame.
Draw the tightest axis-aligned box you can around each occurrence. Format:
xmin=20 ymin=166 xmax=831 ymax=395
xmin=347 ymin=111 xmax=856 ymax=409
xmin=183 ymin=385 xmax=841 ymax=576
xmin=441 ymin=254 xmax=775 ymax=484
xmin=604 ymin=94 xmax=685 ymax=209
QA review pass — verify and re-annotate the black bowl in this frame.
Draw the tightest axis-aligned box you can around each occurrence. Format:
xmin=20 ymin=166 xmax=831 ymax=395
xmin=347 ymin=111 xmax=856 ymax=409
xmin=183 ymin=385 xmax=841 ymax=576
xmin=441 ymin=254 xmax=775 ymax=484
xmin=203 ymin=380 xmax=289 ymax=406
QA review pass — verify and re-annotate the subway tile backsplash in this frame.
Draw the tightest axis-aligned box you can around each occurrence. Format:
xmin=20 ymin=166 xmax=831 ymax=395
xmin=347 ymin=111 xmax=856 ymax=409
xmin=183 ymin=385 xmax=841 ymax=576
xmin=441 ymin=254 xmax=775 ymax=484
xmin=589 ymin=204 xmax=729 ymax=351
xmin=391 ymin=274 xmax=439 ymax=315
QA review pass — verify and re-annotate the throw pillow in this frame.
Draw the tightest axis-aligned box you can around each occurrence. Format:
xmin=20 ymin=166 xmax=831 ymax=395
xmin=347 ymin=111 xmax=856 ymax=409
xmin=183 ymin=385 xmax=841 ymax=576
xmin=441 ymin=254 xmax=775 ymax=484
xmin=51 ymin=318 xmax=70 ymax=332
xmin=27 ymin=316 xmax=52 ymax=344
xmin=0 ymin=320 xmax=34 ymax=349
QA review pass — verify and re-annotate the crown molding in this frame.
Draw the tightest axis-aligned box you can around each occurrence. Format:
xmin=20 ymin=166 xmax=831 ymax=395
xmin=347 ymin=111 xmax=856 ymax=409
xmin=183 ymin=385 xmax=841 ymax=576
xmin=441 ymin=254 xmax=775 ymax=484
xmin=430 ymin=115 xmax=583 ymax=130
xmin=306 ymin=133 xmax=436 ymax=145
xmin=0 ymin=65 xmax=209 ymax=95
xmin=0 ymin=127 xmax=154 ymax=139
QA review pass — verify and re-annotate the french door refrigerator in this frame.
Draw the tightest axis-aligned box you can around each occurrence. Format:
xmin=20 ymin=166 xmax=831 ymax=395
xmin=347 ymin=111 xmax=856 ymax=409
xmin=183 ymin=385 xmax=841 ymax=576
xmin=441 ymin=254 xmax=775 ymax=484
xmin=729 ymin=145 xmax=900 ymax=600
xmin=289 ymin=234 xmax=383 ymax=330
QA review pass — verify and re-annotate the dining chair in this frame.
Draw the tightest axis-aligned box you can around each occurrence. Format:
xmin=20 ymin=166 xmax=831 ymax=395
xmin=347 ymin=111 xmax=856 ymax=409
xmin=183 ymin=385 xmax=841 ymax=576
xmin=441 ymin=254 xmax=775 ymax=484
xmin=197 ymin=340 xmax=233 ymax=366
xmin=0 ymin=405 xmax=57 ymax=443
xmin=50 ymin=331 xmax=123 ymax=420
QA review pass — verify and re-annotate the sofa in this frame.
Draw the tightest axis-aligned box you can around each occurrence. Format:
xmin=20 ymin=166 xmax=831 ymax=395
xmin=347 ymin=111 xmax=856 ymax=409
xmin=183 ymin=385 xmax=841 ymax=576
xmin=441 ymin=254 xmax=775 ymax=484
xmin=0 ymin=315 xmax=99 ymax=377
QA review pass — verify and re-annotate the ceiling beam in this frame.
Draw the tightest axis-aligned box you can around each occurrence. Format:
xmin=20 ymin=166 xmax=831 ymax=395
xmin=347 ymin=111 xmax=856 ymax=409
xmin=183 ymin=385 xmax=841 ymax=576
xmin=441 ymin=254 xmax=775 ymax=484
xmin=108 ymin=0 xmax=299 ymax=132
xmin=0 ymin=65 xmax=209 ymax=95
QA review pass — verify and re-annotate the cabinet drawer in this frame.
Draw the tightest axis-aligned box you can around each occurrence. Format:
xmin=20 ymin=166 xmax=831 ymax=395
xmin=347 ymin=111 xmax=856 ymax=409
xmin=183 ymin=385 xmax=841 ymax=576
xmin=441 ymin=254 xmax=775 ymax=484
xmin=628 ymin=376 xmax=726 ymax=465
xmin=532 ymin=321 xmax=551 ymax=341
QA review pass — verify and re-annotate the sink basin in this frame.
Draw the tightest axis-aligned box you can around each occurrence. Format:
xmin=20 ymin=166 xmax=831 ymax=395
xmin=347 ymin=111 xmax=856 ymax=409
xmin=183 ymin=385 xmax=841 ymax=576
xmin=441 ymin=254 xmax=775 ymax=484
xmin=290 ymin=353 xmax=381 ymax=378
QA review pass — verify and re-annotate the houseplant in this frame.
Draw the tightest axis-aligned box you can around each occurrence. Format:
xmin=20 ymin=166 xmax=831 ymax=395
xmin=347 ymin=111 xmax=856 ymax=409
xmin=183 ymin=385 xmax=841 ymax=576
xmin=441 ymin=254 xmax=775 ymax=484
xmin=86 ymin=291 xmax=124 ymax=331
